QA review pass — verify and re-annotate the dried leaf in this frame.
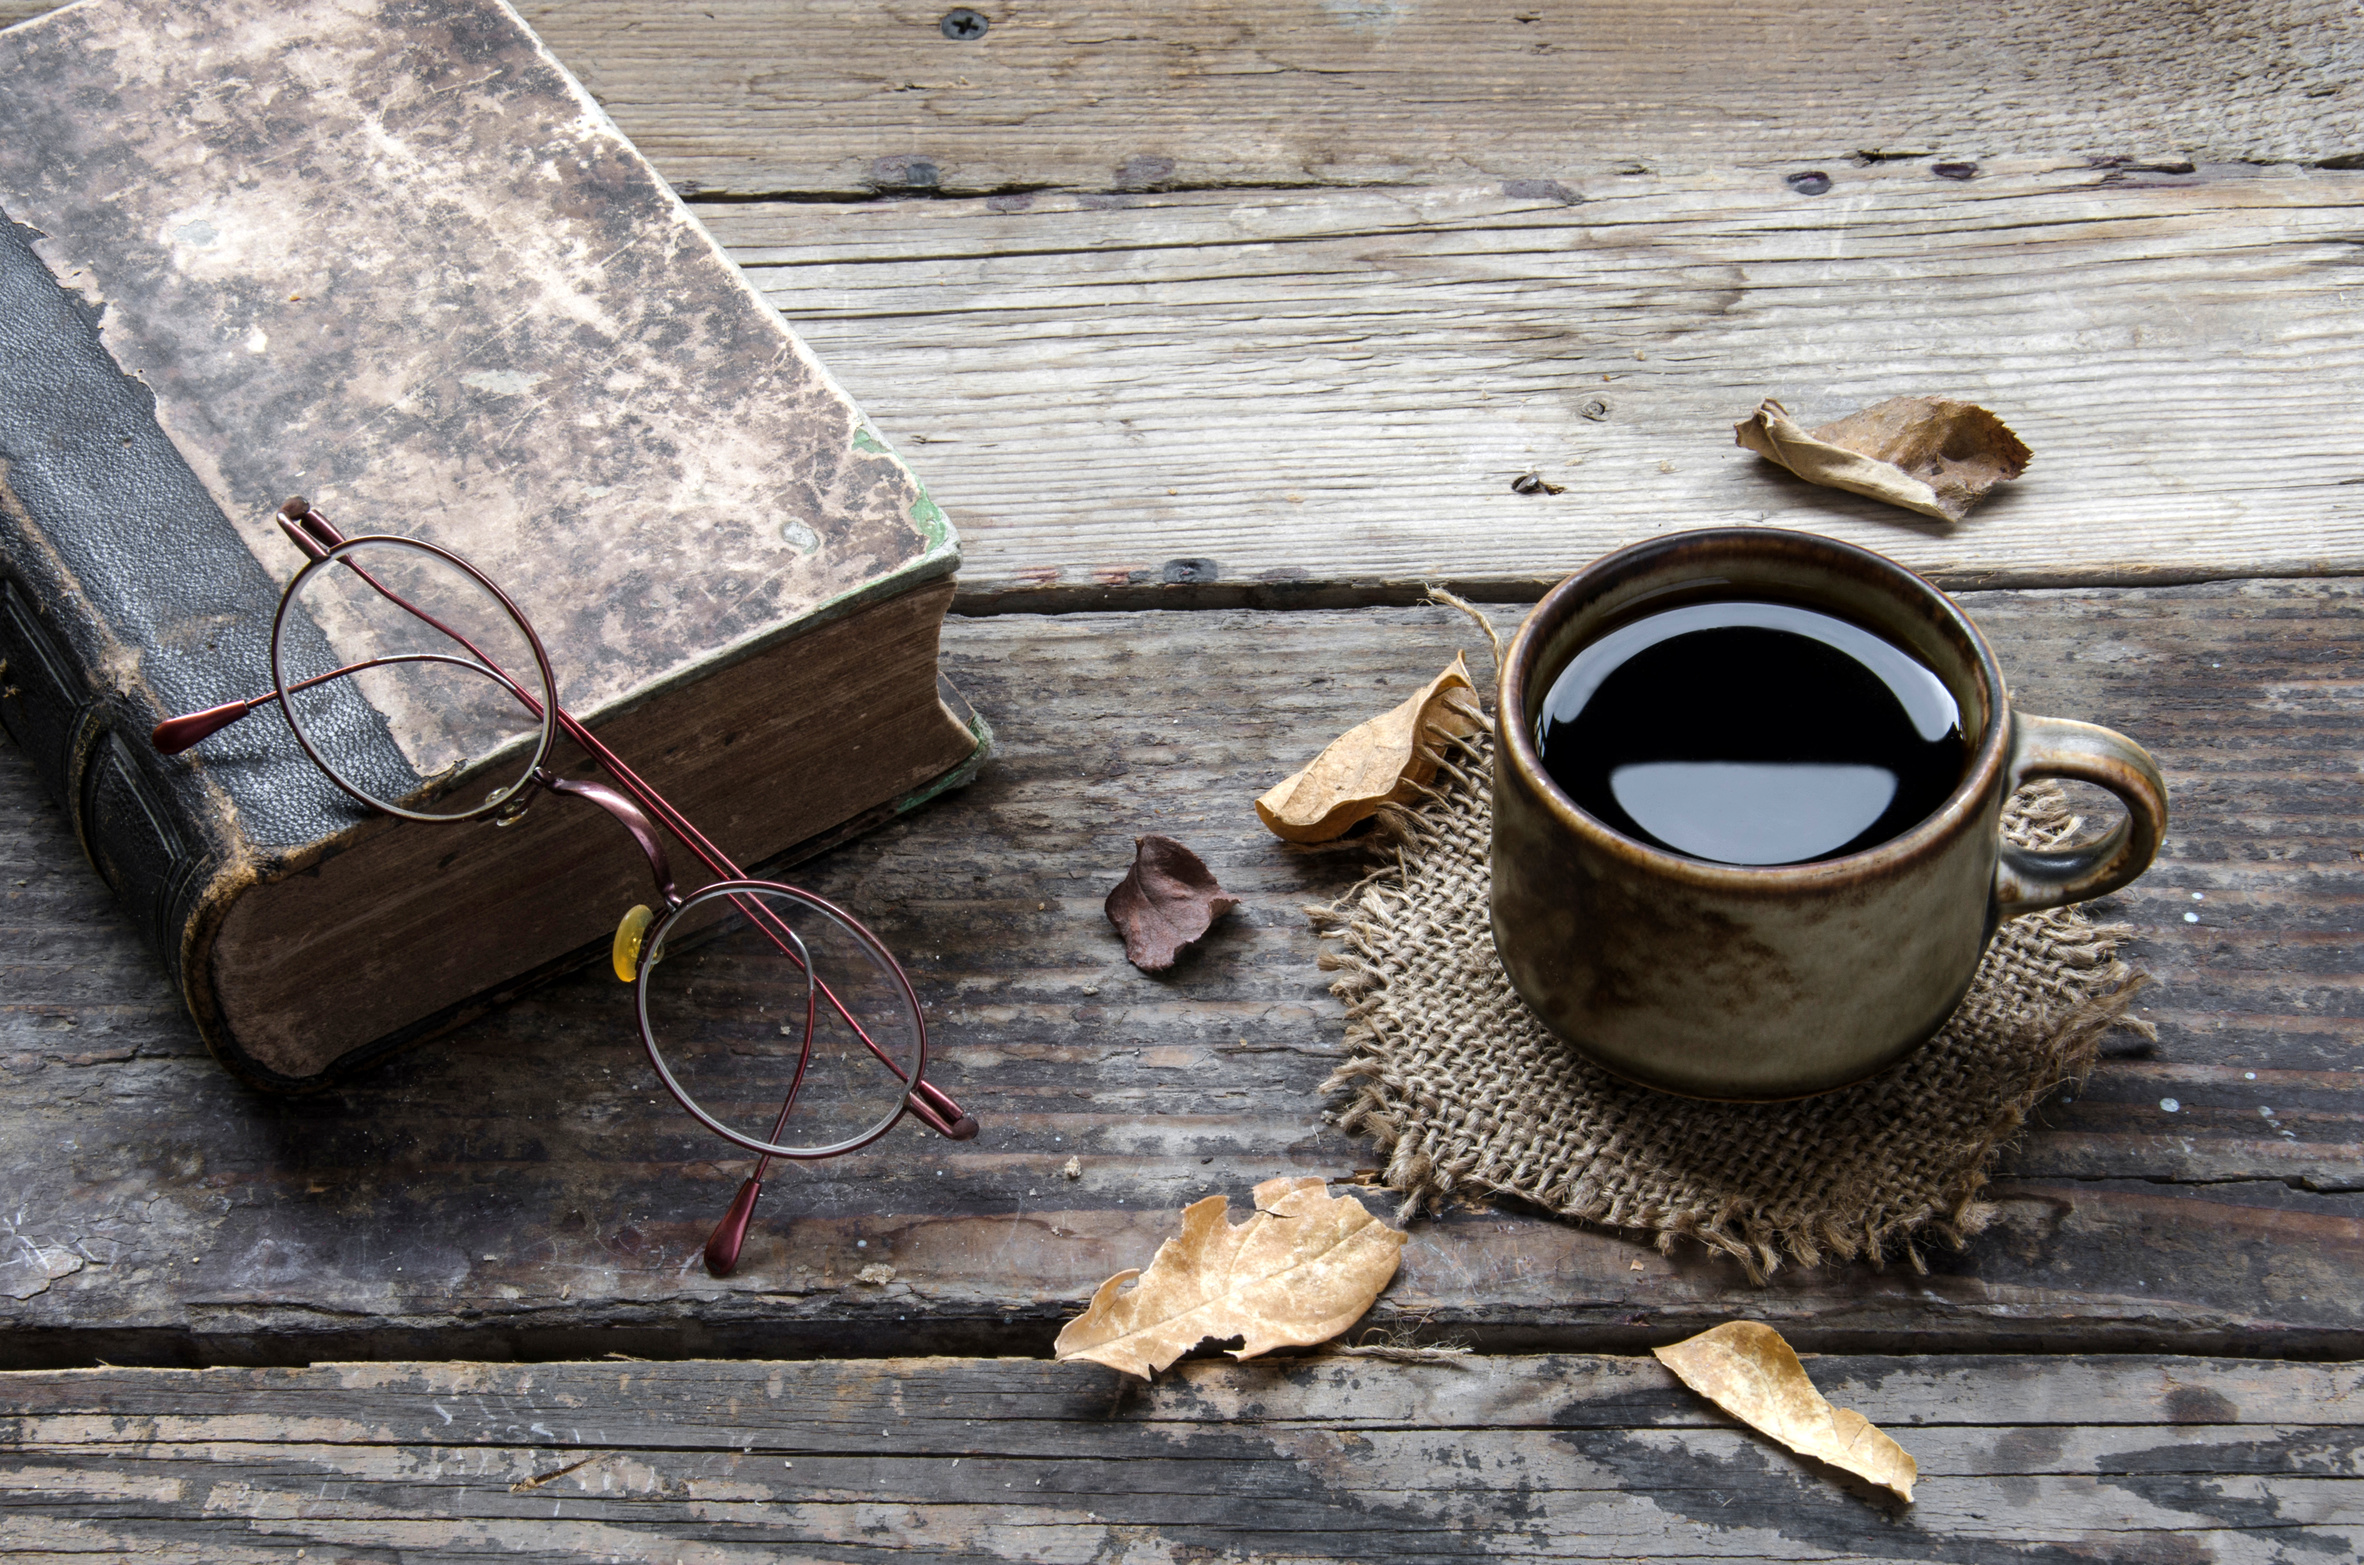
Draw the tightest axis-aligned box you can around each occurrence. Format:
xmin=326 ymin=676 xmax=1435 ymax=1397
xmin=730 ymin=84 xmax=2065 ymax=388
xmin=1654 ymin=1322 xmax=1919 ymax=1502
xmin=1054 ymin=1176 xmax=1409 ymax=1379
xmin=1735 ymin=395 xmax=2030 ymax=523
xmin=1105 ymin=834 xmax=1238 ymax=972
xmin=1256 ymin=653 xmax=1485 ymax=843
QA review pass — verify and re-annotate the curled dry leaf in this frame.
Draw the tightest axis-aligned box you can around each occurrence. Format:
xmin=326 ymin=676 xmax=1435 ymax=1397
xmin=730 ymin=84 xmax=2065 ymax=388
xmin=1054 ymin=1176 xmax=1409 ymax=1379
xmin=1653 ymin=1321 xmax=1919 ymax=1502
xmin=1105 ymin=834 xmax=1239 ymax=972
xmin=1735 ymin=395 xmax=2030 ymax=523
xmin=1256 ymin=653 xmax=1486 ymax=843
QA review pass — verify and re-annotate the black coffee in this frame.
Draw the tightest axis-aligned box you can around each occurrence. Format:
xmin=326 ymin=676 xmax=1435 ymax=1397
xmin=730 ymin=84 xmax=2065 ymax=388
xmin=1534 ymin=600 xmax=1967 ymax=865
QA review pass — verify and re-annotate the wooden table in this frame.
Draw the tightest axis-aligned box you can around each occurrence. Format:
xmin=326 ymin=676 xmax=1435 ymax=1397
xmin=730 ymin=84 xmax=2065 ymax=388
xmin=4 ymin=1 xmax=2360 ymax=1556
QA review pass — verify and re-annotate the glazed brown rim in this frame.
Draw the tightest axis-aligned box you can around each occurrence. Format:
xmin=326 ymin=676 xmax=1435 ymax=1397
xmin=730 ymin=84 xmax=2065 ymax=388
xmin=1498 ymin=527 xmax=2012 ymax=896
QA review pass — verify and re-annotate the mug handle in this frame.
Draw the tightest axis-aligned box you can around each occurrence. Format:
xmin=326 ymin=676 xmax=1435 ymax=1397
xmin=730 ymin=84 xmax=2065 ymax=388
xmin=1993 ymin=713 xmax=2169 ymax=918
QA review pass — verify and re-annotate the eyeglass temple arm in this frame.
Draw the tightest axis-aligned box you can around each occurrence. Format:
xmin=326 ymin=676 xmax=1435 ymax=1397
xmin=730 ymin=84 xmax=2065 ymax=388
xmin=152 ymin=696 xmax=270 ymax=754
xmin=152 ymin=500 xmax=422 ymax=754
xmin=152 ymin=651 xmax=499 ymax=754
xmin=538 ymin=772 xmax=679 ymax=909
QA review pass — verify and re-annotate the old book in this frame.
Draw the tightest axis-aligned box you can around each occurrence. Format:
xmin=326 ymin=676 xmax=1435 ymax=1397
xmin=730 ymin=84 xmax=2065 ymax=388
xmin=0 ymin=0 xmax=987 ymax=1088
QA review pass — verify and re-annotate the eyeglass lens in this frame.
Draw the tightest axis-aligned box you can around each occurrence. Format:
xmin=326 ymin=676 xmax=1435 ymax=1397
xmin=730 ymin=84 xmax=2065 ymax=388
xmin=273 ymin=536 xmax=553 ymax=820
xmin=638 ymin=884 xmax=924 ymax=1158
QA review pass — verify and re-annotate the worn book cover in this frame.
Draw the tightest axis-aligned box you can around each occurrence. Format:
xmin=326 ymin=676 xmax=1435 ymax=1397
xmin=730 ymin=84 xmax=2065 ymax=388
xmin=0 ymin=0 xmax=986 ymax=1087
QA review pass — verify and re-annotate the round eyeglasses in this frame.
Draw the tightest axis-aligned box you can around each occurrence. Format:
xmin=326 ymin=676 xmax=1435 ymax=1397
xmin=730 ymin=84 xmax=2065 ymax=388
xmin=153 ymin=498 xmax=978 ymax=1276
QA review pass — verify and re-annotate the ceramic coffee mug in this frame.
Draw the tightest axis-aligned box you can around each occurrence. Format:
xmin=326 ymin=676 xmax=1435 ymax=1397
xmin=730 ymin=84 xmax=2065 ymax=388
xmin=1491 ymin=528 xmax=2167 ymax=1100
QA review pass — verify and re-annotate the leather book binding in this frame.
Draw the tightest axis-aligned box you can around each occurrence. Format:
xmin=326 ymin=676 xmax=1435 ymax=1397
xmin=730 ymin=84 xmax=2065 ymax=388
xmin=0 ymin=0 xmax=988 ymax=1088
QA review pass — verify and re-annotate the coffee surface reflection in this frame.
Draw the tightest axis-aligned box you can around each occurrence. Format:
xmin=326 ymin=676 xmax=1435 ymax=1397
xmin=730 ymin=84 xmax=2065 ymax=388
xmin=1535 ymin=601 xmax=1968 ymax=866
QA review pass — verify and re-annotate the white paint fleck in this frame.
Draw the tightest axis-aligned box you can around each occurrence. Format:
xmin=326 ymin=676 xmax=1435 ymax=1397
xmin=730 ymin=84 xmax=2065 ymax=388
xmin=244 ymin=324 xmax=269 ymax=355
xmin=2160 ymin=1097 xmax=2181 ymax=1113
xmin=460 ymin=369 xmax=547 ymax=396
xmin=2184 ymin=912 xmax=2199 ymax=923
xmin=2245 ymin=1072 xmax=2257 ymax=1080
xmin=2191 ymin=892 xmax=2205 ymax=900
xmin=2261 ymin=1106 xmax=2275 ymax=1117
xmin=780 ymin=519 xmax=820 ymax=552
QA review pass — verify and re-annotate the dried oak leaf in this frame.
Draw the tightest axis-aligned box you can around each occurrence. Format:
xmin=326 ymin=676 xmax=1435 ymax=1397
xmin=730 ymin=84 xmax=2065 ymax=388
xmin=1654 ymin=1321 xmax=1919 ymax=1502
xmin=1054 ymin=1176 xmax=1408 ymax=1379
xmin=1256 ymin=653 xmax=1485 ymax=843
xmin=1735 ymin=395 xmax=2030 ymax=523
xmin=1106 ymin=834 xmax=1238 ymax=972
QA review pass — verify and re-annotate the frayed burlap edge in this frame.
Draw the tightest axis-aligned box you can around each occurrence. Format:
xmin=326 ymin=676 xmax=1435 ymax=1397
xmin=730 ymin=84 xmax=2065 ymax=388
xmin=1310 ymin=729 xmax=2150 ymax=1281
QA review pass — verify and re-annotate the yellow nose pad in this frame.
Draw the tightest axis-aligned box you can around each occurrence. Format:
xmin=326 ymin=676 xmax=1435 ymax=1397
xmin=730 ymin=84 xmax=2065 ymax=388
xmin=612 ymin=904 xmax=656 ymax=982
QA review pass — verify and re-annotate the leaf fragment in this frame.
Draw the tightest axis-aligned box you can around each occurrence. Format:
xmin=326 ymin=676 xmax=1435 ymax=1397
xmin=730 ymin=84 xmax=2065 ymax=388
xmin=1735 ymin=395 xmax=2030 ymax=523
xmin=1256 ymin=653 xmax=1485 ymax=843
xmin=1653 ymin=1321 xmax=1919 ymax=1502
xmin=1053 ymin=1176 xmax=1409 ymax=1379
xmin=1105 ymin=834 xmax=1239 ymax=972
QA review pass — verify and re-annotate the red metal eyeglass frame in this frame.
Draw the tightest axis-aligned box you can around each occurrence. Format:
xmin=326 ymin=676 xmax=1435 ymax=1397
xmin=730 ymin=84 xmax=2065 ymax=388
xmin=151 ymin=497 xmax=978 ymax=1278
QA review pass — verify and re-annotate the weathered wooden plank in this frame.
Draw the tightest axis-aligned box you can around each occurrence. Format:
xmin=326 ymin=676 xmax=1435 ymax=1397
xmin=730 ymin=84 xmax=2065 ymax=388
xmin=704 ymin=163 xmax=2364 ymax=603
xmin=2 ymin=583 xmax=2360 ymax=1363
xmin=503 ymin=2 xmax=2362 ymax=195
xmin=8 ymin=1352 xmax=2361 ymax=1440
xmin=11 ymin=1 xmax=2363 ymax=194
xmin=1 ymin=1355 xmax=2358 ymax=1562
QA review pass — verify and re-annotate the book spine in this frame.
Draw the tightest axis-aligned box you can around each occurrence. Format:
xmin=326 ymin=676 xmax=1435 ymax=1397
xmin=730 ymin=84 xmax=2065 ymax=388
xmin=0 ymin=573 xmax=212 ymax=972
xmin=0 ymin=211 xmax=268 ymax=1040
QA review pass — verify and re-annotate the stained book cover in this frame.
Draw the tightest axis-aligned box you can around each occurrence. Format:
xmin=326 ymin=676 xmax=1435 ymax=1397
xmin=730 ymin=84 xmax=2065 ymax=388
xmin=0 ymin=0 xmax=986 ymax=1086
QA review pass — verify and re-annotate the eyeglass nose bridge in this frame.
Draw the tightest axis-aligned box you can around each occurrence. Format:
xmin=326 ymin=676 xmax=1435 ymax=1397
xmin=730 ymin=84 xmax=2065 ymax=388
xmin=535 ymin=769 xmax=680 ymax=909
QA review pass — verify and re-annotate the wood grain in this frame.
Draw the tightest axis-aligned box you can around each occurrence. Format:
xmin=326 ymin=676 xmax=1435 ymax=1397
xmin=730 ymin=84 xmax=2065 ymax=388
xmin=533 ymin=2 xmax=2364 ymax=196
xmin=2 ymin=584 xmax=2357 ymax=1364
xmin=707 ymin=161 xmax=2364 ymax=604
xmin=2 ymin=1355 xmax=2358 ymax=1560
xmin=8 ymin=1 xmax=2364 ymax=195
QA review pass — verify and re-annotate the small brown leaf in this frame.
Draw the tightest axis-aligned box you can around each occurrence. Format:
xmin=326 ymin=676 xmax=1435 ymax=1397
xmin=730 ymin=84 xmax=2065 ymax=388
xmin=1054 ymin=1177 xmax=1408 ymax=1379
xmin=1105 ymin=834 xmax=1238 ymax=972
xmin=1735 ymin=395 xmax=2030 ymax=522
xmin=1256 ymin=653 xmax=1485 ymax=843
xmin=1654 ymin=1322 xmax=1919 ymax=1502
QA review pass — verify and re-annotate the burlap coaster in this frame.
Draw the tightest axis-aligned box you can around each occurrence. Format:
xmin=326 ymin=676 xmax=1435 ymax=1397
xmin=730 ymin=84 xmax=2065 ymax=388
xmin=1312 ymin=730 xmax=2146 ymax=1280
